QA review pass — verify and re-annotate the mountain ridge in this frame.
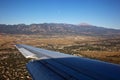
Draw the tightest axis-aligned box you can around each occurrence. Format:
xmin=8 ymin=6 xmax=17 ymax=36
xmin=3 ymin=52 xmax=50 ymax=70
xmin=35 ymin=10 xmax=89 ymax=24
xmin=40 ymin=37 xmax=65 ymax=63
xmin=0 ymin=23 xmax=120 ymax=36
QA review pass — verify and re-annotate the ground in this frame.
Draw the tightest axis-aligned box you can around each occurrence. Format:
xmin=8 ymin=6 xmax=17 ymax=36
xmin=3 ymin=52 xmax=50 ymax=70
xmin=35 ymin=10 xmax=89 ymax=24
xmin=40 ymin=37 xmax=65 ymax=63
xmin=0 ymin=34 xmax=120 ymax=79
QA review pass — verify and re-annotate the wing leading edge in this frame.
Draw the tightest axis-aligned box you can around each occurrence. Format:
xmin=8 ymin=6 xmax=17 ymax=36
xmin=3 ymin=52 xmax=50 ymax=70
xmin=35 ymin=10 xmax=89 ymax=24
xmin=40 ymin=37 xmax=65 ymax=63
xmin=15 ymin=44 xmax=120 ymax=80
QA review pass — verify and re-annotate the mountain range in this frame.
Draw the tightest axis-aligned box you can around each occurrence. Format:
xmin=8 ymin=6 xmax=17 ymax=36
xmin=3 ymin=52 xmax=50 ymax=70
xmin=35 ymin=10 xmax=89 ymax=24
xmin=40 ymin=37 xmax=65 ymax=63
xmin=0 ymin=23 xmax=120 ymax=36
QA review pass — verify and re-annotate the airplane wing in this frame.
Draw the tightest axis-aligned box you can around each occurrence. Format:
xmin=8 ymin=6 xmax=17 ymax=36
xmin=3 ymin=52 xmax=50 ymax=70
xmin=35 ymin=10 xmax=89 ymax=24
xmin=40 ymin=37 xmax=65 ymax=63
xmin=15 ymin=44 xmax=120 ymax=80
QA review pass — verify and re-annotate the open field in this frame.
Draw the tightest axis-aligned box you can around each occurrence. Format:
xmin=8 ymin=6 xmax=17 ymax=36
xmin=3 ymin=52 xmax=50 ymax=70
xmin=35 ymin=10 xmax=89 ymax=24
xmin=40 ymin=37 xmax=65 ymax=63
xmin=0 ymin=34 xmax=120 ymax=79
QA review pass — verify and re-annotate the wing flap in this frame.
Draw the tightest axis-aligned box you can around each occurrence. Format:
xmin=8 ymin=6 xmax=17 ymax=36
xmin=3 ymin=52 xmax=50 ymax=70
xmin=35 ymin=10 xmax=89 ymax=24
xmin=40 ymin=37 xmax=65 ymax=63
xmin=15 ymin=45 xmax=37 ymax=58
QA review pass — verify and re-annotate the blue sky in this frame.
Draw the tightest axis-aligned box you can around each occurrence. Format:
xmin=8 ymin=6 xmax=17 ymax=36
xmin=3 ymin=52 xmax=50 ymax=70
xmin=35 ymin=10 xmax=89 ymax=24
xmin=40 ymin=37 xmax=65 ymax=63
xmin=0 ymin=0 xmax=120 ymax=29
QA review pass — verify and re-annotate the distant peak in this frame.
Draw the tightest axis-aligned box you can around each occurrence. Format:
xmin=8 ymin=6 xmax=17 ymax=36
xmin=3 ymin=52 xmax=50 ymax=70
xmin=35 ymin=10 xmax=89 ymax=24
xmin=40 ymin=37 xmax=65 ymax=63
xmin=79 ymin=23 xmax=93 ymax=26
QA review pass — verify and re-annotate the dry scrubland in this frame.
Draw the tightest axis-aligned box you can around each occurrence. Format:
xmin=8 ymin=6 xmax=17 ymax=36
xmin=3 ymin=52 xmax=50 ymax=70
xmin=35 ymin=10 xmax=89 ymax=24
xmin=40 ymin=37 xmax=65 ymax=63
xmin=0 ymin=34 xmax=120 ymax=79
xmin=0 ymin=35 xmax=32 ymax=80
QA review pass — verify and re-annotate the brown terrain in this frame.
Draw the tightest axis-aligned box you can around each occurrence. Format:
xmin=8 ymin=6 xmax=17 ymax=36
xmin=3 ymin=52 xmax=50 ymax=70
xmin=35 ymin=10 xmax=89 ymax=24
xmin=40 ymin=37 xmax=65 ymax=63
xmin=0 ymin=34 xmax=120 ymax=79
